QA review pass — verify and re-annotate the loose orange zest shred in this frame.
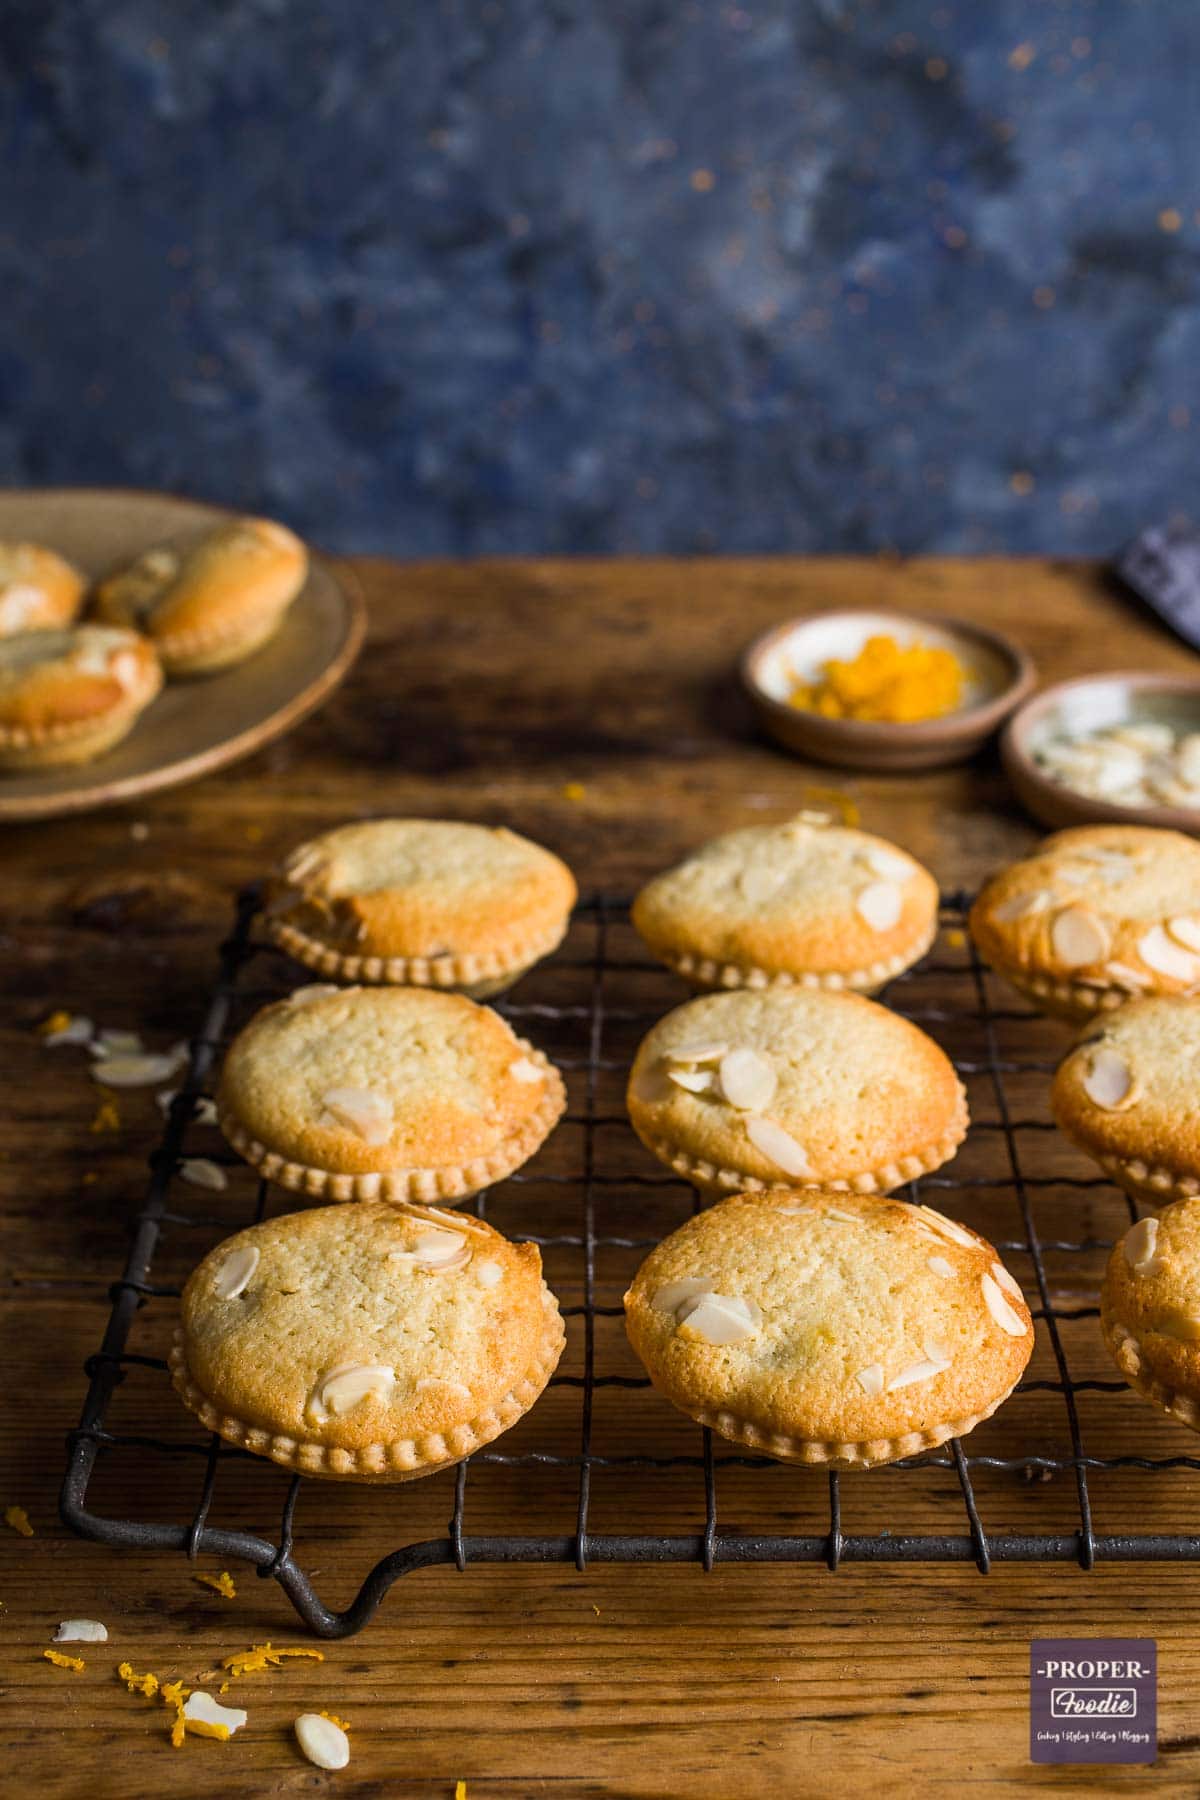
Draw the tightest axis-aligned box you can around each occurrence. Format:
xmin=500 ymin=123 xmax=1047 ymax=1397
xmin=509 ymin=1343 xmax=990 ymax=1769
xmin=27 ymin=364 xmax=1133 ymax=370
xmin=44 ymin=1649 xmax=85 ymax=1672
xmin=37 ymin=1010 xmax=72 ymax=1037
xmin=90 ymin=1098 xmax=122 ymax=1134
xmin=320 ymin=1710 xmax=351 ymax=1732
xmin=193 ymin=1570 xmax=237 ymax=1599
xmin=4 ymin=1505 xmax=33 ymax=1537
xmin=221 ymin=1641 xmax=324 ymax=1682
xmin=456 ymin=1784 xmax=468 ymax=1800
xmin=118 ymin=1661 xmax=159 ymax=1698
xmin=801 ymin=785 xmax=861 ymax=829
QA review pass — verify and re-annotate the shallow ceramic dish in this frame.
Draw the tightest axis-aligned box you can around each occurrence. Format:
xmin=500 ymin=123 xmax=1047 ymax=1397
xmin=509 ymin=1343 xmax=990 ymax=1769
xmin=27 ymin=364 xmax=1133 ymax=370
xmin=741 ymin=607 xmax=1034 ymax=772
xmin=1002 ymin=671 xmax=1200 ymax=834
xmin=0 ymin=488 xmax=365 ymax=822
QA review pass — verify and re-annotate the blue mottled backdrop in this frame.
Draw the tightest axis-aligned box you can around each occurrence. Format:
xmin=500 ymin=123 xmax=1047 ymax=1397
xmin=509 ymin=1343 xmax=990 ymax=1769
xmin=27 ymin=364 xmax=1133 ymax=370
xmin=0 ymin=0 xmax=1197 ymax=555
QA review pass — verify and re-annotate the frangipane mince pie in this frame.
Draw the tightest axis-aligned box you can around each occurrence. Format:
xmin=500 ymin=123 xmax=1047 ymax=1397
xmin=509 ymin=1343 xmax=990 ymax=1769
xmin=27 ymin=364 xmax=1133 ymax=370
xmin=170 ymin=1202 xmax=565 ymax=1480
xmin=93 ymin=515 xmax=307 ymax=675
xmin=624 ymin=1190 xmax=1033 ymax=1469
xmin=626 ymin=987 xmax=968 ymax=1195
xmin=1101 ymin=1199 xmax=1200 ymax=1438
xmin=632 ymin=817 xmax=938 ymax=992
xmin=217 ymin=984 xmax=565 ymax=1202
xmin=0 ymin=625 xmax=162 ymax=769
xmin=0 ymin=541 xmax=85 ymax=637
xmin=970 ymin=825 xmax=1200 ymax=1023
xmin=1052 ymin=995 xmax=1200 ymax=1208
xmin=264 ymin=818 xmax=576 ymax=995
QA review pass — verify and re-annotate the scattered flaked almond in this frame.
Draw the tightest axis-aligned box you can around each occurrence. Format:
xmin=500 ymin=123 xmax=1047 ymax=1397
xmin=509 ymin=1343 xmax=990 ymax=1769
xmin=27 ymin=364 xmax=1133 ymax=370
xmin=288 ymin=984 xmax=341 ymax=1006
xmin=652 ymin=1277 xmax=715 ymax=1316
xmin=993 ymin=889 xmax=1052 ymax=924
xmin=40 ymin=1012 xmax=94 ymax=1047
xmin=717 ymin=1046 xmax=777 ymax=1112
xmin=90 ymin=1028 xmax=143 ymax=1059
xmin=54 ymin=1619 xmax=107 ymax=1642
xmin=410 ymin=1229 xmax=470 ymax=1272
xmin=855 ymin=1363 xmax=884 ymax=1396
xmin=401 ymin=1202 xmax=488 ymax=1234
xmin=855 ymin=880 xmax=902 ymax=933
xmin=667 ymin=1066 xmax=714 ymax=1095
xmin=1080 ymin=1046 xmax=1137 ymax=1112
xmin=927 ymin=1255 xmax=954 ymax=1279
xmin=864 ymin=844 xmax=912 ymax=883
xmin=213 ymin=1245 xmax=259 ymax=1301
xmin=1167 ymin=916 xmax=1200 ymax=955
xmin=157 ymin=1089 xmax=219 ymax=1125
xmin=990 ymin=1262 xmax=1025 ymax=1304
xmin=296 ymin=1712 xmax=350 ymax=1771
xmin=1104 ymin=960 xmax=1152 ymax=992
xmin=1051 ymin=906 xmax=1111 ymax=968
xmin=744 ymin=1115 xmax=810 ymax=1177
xmin=92 ymin=1050 xmax=186 ymax=1088
xmin=180 ymin=1157 xmax=228 ymax=1192
xmin=318 ymin=1085 xmax=394 ymax=1146
xmin=183 ymin=1691 xmax=247 ymax=1736
xmin=1137 ymin=924 xmax=1200 ymax=982
xmin=824 ymin=1207 xmax=858 ymax=1224
xmin=308 ymin=1363 xmax=396 ymax=1422
xmin=1125 ymin=1215 xmax=1161 ymax=1278
xmin=916 ymin=1205 xmax=976 ymax=1249
xmin=981 ymin=1271 xmax=1027 ymax=1335
xmin=416 ymin=1376 xmax=472 ymax=1398
xmin=475 ymin=1259 xmax=503 ymax=1288
xmin=677 ymin=1293 xmax=758 ymax=1346
xmin=508 ymin=1056 xmax=544 ymax=1084
xmin=664 ymin=1040 xmax=729 ymax=1066
xmin=887 ymin=1357 xmax=947 ymax=1391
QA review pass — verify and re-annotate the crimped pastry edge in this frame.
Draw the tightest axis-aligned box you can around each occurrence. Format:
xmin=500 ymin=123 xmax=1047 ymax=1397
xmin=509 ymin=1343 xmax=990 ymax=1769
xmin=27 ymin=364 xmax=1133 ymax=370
xmin=686 ymin=1387 xmax=1018 ymax=1470
xmin=264 ymin=909 xmax=571 ymax=994
xmin=990 ymin=963 xmax=1151 ymax=1024
xmin=148 ymin=601 xmax=295 ymax=669
xmin=217 ymin=1039 xmax=566 ymax=1202
xmin=1101 ymin=1310 xmax=1200 ymax=1436
xmin=1089 ymin=1149 xmax=1200 ymax=1209
xmin=0 ymin=665 xmax=162 ymax=751
xmin=650 ymin=917 xmax=940 ymax=995
xmin=168 ymin=1297 xmax=566 ymax=1482
xmin=634 ymin=1082 xmax=970 ymax=1196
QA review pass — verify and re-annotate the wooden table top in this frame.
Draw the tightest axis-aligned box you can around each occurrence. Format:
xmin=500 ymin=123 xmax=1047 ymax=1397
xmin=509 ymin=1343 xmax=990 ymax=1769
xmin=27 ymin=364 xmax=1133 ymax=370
xmin=5 ymin=554 xmax=1200 ymax=1798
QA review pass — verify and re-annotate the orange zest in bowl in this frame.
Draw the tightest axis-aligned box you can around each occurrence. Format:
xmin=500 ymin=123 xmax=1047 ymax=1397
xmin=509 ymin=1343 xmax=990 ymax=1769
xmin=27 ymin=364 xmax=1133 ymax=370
xmin=788 ymin=634 xmax=965 ymax=725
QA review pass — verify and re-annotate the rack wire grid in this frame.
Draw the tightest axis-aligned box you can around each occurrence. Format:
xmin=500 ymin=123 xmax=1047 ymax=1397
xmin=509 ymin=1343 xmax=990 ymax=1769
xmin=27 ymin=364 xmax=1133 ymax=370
xmin=60 ymin=888 xmax=1200 ymax=1637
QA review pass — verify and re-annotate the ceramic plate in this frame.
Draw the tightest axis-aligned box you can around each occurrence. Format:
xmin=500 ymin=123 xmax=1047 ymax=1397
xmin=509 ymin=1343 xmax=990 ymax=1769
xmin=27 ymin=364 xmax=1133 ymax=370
xmin=0 ymin=488 xmax=365 ymax=821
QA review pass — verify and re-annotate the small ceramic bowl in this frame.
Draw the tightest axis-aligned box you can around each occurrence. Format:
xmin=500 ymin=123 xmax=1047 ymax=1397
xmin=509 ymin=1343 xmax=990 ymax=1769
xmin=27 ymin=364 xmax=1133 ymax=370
xmin=741 ymin=607 xmax=1035 ymax=772
xmin=1002 ymin=671 xmax=1200 ymax=834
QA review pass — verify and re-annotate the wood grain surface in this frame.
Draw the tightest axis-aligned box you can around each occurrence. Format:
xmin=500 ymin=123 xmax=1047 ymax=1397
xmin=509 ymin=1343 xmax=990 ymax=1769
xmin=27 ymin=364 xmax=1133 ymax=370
xmin=4 ymin=554 xmax=1200 ymax=1799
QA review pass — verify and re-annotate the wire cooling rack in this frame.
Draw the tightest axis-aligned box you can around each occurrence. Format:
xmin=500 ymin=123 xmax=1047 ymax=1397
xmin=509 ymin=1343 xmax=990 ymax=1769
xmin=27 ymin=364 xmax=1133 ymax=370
xmin=60 ymin=890 xmax=1200 ymax=1638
